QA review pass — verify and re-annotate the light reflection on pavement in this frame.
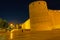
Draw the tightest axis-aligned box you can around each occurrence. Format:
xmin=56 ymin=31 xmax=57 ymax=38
xmin=0 ymin=29 xmax=60 ymax=40
xmin=9 ymin=29 xmax=60 ymax=40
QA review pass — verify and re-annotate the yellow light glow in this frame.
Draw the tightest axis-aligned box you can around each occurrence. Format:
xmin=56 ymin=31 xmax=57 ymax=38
xmin=10 ymin=24 xmax=13 ymax=26
xmin=22 ymin=19 xmax=30 ymax=29
xmin=10 ymin=24 xmax=14 ymax=28
xmin=10 ymin=29 xmax=19 ymax=39
xmin=10 ymin=31 xmax=13 ymax=39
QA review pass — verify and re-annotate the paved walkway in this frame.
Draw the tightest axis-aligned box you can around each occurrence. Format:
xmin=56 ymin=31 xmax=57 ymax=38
xmin=0 ymin=29 xmax=60 ymax=40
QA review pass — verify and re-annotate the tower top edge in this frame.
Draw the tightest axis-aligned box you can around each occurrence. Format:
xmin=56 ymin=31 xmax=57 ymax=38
xmin=29 ymin=1 xmax=47 ymax=5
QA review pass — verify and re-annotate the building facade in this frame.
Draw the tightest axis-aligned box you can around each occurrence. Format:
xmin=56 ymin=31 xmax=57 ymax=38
xmin=29 ymin=1 xmax=60 ymax=31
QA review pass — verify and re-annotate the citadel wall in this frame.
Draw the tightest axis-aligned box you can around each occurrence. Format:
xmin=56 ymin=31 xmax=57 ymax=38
xmin=29 ymin=1 xmax=60 ymax=31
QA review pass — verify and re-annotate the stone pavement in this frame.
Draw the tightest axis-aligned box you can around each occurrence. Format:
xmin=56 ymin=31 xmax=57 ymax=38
xmin=0 ymin=29 xmax=60 ymax=40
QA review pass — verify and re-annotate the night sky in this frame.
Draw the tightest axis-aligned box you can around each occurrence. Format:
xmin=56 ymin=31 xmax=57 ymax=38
xmin=0 ymin=0 xmax=60 ymax=23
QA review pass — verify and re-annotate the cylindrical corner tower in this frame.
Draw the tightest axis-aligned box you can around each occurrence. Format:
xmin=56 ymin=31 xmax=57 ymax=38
xmin=29 ymin=1 xmax=53 ymax=31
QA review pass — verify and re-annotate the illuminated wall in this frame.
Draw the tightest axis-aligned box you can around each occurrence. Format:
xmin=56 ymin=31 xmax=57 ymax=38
xmin=49 ymin=10 xmax=60 ymax=29
xmin=29 ymin=1 xmax=60 ymax=31
xmin=29 ymin=1 xmax=53 ymax=31
xmin=22 ymin=19 xmax=30 ymax=29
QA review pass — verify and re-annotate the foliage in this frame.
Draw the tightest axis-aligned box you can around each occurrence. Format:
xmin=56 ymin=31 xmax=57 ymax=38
xmin=0 ymin=18 xmax=9 ymax=29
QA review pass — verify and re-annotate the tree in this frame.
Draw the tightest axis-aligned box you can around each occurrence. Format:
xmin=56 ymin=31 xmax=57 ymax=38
xmin=2 ymin=20 xmax=8 ymax=29
xmin=0 ymin=18 xmax=9 ymax=29
xmin=0 ymin=18 xmax=3 ymax=28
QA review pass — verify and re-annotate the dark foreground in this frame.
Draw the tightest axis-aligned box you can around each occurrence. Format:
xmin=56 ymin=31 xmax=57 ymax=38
xmin=0 ymin=29 xmax=60 ymax=40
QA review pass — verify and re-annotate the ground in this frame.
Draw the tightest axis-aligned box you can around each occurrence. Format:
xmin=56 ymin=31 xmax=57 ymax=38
xmin=0 ymin=29 xmax=60 ymax=40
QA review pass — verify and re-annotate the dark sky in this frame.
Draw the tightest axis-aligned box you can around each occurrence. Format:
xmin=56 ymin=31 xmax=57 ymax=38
xmin=46 ymin=0 xmax=60 ymax=10
xmin=0 ymin=0 xmax=60 ymax=23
